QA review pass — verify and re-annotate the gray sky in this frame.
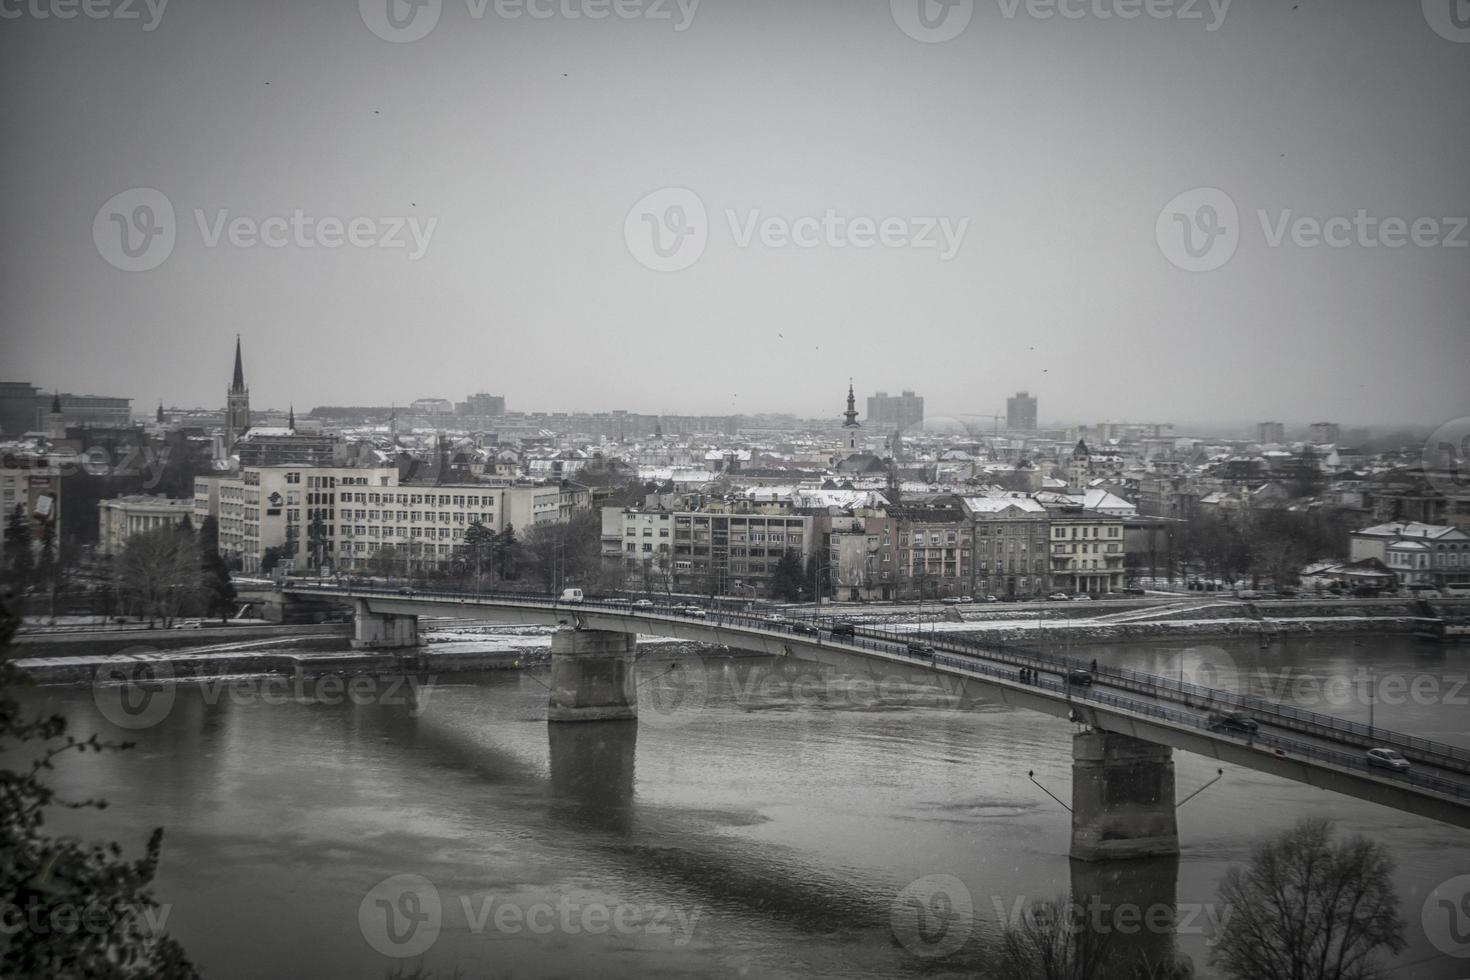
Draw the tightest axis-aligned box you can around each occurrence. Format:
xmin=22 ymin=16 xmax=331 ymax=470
xmin=1 ymin=0 xmax=1467 ymax=427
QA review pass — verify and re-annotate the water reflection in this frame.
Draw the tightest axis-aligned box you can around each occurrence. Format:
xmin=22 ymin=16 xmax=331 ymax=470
xmin=547 ymin=720 xmax=638 ymax=835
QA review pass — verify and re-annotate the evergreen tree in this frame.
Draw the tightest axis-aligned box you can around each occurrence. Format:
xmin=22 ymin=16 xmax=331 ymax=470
xmin=771 ymin=549 xmax=806 ymax=602
xmin=198 ymin=516 xmax=236 ymax=623
xmin=4 ymin=505 xmax=34 ymax=587
xmin=36 ymin=520 xmax=56 ymax=589
xmin=493 ymin=524 xmax=519 ymax=581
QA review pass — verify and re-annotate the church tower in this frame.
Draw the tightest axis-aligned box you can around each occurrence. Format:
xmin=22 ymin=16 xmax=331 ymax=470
xmin=842 ymin=380 xmax=861 ymax=452
xmin=46 ymin=391 xmax=67 ymax=440
xmin=225 ymin=335 xmax=251 ymax=449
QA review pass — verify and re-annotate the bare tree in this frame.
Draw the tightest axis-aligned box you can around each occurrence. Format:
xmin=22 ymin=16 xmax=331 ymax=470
xmin=1211 ymin=818 xmax=1405 ymax=980
xmin=115 ymin=524 xmax=201 ymax=627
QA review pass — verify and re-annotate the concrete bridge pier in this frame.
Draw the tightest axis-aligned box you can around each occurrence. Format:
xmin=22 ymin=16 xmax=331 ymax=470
xmin=1071 ymin=729 xmax=1180 ymax=862
xmin=350 ymin=600 xmax=419 ymax=649
xmin=547 ymin=627 xmax=639 ymax=723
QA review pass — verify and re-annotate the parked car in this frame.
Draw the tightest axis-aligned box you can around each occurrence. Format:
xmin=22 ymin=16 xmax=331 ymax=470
xmin=1069 ymin=593 xmax=1091 ymax=601
xmin=907 ymin=642 xmax=935 ymax=658
xmin=1048 ymin=592 xmax=1070 ymax=601
xmin=941 ymin=597 xmax=962 ymax=605
xmin=957 ymin=596 xmax=975 ymax=604
xmin=1066 ymin=668 xmax=1094 ymax=686
xmin=631 ymin=599 xmax=655 ymax=609
xmin=983 ymin=595 xmax=999 ymax=603
xmin=1366 ymin=747 xmax=1410 ymax=771
xmin=560 ymin=588 xmax=584 ymax=603
xmin=1207 ymin=710 xmax=1260 ymax=734
xmin=1121 ymin=587 xmax=1146 ymax=596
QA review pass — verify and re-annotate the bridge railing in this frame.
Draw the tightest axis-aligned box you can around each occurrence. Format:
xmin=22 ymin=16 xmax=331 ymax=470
xmin=291 ymin=583 xmax=1470 ymax=783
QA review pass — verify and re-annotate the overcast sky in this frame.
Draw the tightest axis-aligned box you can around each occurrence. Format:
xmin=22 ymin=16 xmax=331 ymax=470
xmin=1 ymin=0 xmax=1467 ymax=428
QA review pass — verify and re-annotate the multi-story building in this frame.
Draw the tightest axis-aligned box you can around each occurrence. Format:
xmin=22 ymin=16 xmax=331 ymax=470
xmin=97 ymin=495 xmax=195 ymax=556
xmin=962 ymin=495 xmax=1050 ymax=597
xmin=1256 ymin=421 xmax=1285 ymax=444
xmin=893 ymin=500 xmax=970 ymax=598
xmin=866 ymin=390 xmax=924 ymax=431
xmin=1006 ymin=391 xmax=1038 ymax=432
xmin=602 ymin=503 xmax=813 ymax=597
xmin=0 ymin=456 xmax=60 ymax=565
xmin=1043 ymin=499 xmax=1127 ymax=595
xmin=1309 ymin=422 xmax=1341 ymax=445
xmin=824 ymin=511 xmax=899 ymax=601
xmin=195 ymin=464 xmax=590 ymax=574
xmin=458 ymin=393 xmax=506 ymax=417
xmin=1350 ymin=522 xmax=1470 ymax=591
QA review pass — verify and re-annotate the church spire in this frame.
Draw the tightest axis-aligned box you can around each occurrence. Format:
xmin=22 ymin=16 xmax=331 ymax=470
xmin=288 ymin=403 xmax=295 ymax=430
xmin=231 ymin=334 xmax=246 ymax=391
xmin=843 ymin=380 xmax=860 ymax=429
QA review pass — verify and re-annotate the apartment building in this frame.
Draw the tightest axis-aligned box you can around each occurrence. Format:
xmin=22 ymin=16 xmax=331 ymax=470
xmin=195 ymin=465 xmax=589 ymax=573
xmin=602 ymin=504 xmax=813 ymax=597
xmin=892 ymin=500 xmax=971 ymax=598
xmin=962 ymin=495 xmax=1050 ymax=597
xmin=1044 ymin=504 xmax=1127 ymax=594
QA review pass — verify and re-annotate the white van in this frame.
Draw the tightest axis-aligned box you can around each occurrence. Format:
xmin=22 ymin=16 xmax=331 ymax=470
xmin=560 ymin=588 xmax=584 ymax=603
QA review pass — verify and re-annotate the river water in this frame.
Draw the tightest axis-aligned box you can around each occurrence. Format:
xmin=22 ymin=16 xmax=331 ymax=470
xmin=12 ymin=634 xmax=1470 ymax=979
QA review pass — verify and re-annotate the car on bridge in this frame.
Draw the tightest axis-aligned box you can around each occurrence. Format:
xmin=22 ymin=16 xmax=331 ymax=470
xmin=1207 ymin=710 xmax=1260 ymax=735
xmin=631 ymin=599 xmax=655 ymax=609
xmin=560 ymin=589 xmax=584 ymax=603
xmin=1065 ymin=668 xmax=1093 ymax=686
xmin=828 ymin=622 xmax=856 ymax=637
xmin=1366 ymin=747 xmax=1411 ymax=772
xmin=792 ymin=623 xmax=820 ymax=637
xmin=906 ymin=642 xmax=935 ymax=658
xmin=680 ymin=606 xmax=707 ymax=618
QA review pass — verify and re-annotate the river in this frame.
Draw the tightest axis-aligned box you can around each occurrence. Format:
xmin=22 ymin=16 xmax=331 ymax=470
xmin=10 ymin=634 xmax=1470 ymax=979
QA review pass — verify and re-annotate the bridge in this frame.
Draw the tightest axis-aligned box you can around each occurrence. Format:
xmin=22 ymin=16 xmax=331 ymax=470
xmin=284 ymin=583 xmax=1470 ymax=859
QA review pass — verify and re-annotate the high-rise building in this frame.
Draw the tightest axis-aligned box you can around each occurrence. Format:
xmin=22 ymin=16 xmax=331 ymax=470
xmin=1006 ymin=391 xmax=1038 ymax=431
xmin=1257 ymin=421 xmax=1285 ymax=444
xmin=458 ymin=393 xmax=507 ymax=417
xmin=1309 ymin=422 xmax=1340 ymax=445
xmin=225 ymin=336 xmax=251 ymax=449
xmin=866 ymin=390 xmax=924 ymax=430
